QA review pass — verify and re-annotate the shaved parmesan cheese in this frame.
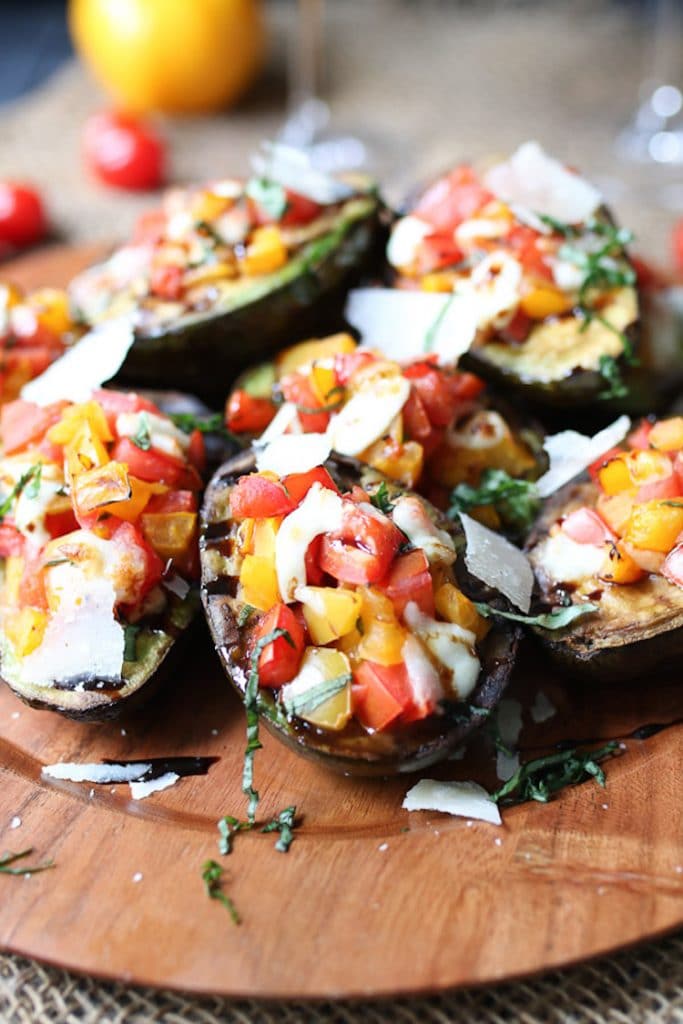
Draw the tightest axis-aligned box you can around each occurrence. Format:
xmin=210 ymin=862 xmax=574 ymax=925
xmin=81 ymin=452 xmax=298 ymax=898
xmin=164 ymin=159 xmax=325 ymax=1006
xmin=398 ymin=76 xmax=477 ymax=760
xmin=455 ymin=217 xmax=510 ymax=245
xmin=403 ymin=779 xmax=501 ymax=825
xmin=252 ymin=142 xmax=353 ymax=205
xmin=345 ymin=288 xmax=478 ymax=366
xmin=460 ymin=512 xmax=533 ymax=612
xmin=531 ymin=690 xmax=557 ymax=724
xmin=391 ymin=495 xmax=456 ymax=566
xmin=508 ymin=203 xmax=552 ymax=234
xmin=42 ymin=762 xmax=151 ymax=784
xmin=22 ymin=317 xmax=136 ymax=406
xmin=326 ymin=375 xmax=410 ymax=456
xmin=257 ymin=401 xmax=301 ymax=444
xmin=484 ymin=141 xmax=602 ymax=225
xmin=404 ymin=603 xmax=480 ymax=699
xmin=129 ymin=772 xmax=179 ymax=800
xmin=536 ymin=415 xmax=630 ymax=498
xmin=496 ymin=750 xmax=520 ymax=782
xmin=276 ymin=483 xmax=344 ymax=601
xmin=387 ymin=215 xmax=431 ymax=268
xmin=162 ymin=572 xmax=191 ymax=600
xmin=255 ymin=432 xmax=331 ymax=476
xmin=496 ymin=698 xmax=523 ymax=749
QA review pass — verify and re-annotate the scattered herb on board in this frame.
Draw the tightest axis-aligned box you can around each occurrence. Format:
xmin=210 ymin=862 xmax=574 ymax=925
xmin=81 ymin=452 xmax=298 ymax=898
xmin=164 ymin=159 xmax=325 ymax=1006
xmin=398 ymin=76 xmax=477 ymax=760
xmin=131 ymin=412 xmax=152 ymax=451
xmin=245 ymin=177 xmax=289 ymax=220
xmin=261 ymin=805 xmax=297 ymax=853
xmin=448 ymin=469 xmax=539 ymax=537
xmin=0 ymin=464 xmax=42 ymax=520
xmin=491 ymin=742 xmax=619 ymax=805
xmin=475 ymin=601 xmax=598 ymax=630
xmin=370 ymin=480 xmax=395 ymax=515
xmin=0 ymin=848 xmax=54 ymax=876
xmin=201 ymin=860 xmax=240 ymax=925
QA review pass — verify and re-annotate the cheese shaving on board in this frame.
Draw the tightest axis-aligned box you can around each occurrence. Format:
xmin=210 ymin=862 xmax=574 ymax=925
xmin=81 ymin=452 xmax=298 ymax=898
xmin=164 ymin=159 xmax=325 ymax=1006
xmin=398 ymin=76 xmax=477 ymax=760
xmin=403 ymin=779 xmax=502 ymax=825
xmin=129 ymin=772 xmax=180 ymax=800
xmin=42 ymin=762 xmax=151 ymax=784
xmin=460 ymin=512 xmax=533 ymax=612
xmin=22 ymin=316 xmax=136 ymax=406
xmin=536 ymin=416 xmax=631 ymax=498
xmin=255 ymin=432 xmax=331 ymax=476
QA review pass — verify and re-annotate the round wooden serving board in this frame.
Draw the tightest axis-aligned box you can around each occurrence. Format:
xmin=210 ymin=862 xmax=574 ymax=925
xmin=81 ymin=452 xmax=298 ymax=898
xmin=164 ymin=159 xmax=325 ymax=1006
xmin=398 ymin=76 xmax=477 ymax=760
xmin=0 ymin=245 xmax=682 ymax=999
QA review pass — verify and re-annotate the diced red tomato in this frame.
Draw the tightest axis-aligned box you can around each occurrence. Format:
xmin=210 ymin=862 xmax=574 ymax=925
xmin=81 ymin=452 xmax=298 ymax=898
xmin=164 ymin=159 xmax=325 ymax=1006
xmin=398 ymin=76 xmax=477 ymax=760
xmin=672 ymin=220 xmax=683 ymax=278
xmin=280 ymin=373 xmax=330 ymax=432
xmin=414 ymin=166 xmax=492 ymax=234
xmin=635 ymin=473 xmax=681 ymax=502
xmin=0 ymin=399 xmax=63 ymax=455
xmin=132 ymin=209 xmax=167 ymax=245
xmin=561 ymin=507 xmax=614 ymax=545
xmin=674 ymin=451 xmax=683 ymax=491
xmin=92 ymin=389 xmax=159 ymax=431
xmin=416 ymin=233 xmax=464 ymax=274
xmin=347 ymin=484 xmax=370 ymax=504
xmin=150 ymin=264 xmax=184 ymax=300
xmin=187 ymin=429 xmax=205 ymax=474
xmin=255 ymin=603 xmax=305 ymax=688
xmin=401 ymin=366 xmax=461 ymax=428
xmin=500 ymin=308 xmax=533 ymax=344
xmin=507 ymin=225 xmax=553 ymax=280
xmin=251 ymin=189 xmax=323 ymax=228
xmin=112 ymin=438 xmax=201 ymax=490
xmin=229 ymin=473 xmax=295 ymax=520
xmin=319 ymin=501 xmax=402 ymax=585
xmin=45 ymin=509 xmax=79 ymax=539
xmin=225 ymin=389 xmax=277 ymax=434
xmin=402 ymin=388 xmax=433 ymax=442
xmin=18 ymin=554 xmax=47 ymax=610
xmin=111 ymin=520 xmax=164 ymax=604
xmin=304 ymin=535 xmax=326 ymax=586
xmin=627 ymin=421 xmax=653 ymax=451
xmin=146 ymin=490 xmax=197 ymax=515
xmin=352 ymin=661 xmax=413 ymax=732
xmin=282 ymin=467 xmax=340 ymax=506
xmin=0 ymin=523 xmax=24 ymax=557
xmin=334 ymin=350 xmax=376 ymax=386
xmin=662 ymin=543 xmax=683 ymax=588
xmin=379 ymin=549 xmax=434 ymax=617
xmin=588 ymin=447 xmax=626 ymax=483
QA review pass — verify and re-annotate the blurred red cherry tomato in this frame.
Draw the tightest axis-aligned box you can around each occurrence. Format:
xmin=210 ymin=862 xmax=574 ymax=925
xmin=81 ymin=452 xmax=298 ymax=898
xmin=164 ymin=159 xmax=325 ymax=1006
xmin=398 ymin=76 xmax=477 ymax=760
xmin=672 ymin=219 xmax=683 ymax=277
xmin=83 ymin=111 xmax=166 ymax=191
xmin=0 ymin=183 xmax=48 ymax=250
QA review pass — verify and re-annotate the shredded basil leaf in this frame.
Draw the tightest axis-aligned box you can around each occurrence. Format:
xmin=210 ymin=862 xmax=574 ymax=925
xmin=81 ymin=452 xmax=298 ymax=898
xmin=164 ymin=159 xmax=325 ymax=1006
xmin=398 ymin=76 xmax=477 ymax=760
xmin=424 ymin=293 xmax=455 ymax=353
xmin=237 ymin=604 xmax=256 ymax=628
xmin=0 ymin=464 xmax=42 ymax=520
xmin=245 ymin=177 xmax=288 ymax=220
xmin=491 ymin=742 xmax=619 ymax=805
xmin=261 ymin=805 xmax=297 ymax=853
xmin=123 ymin=624 xmax=141 ymax=662
xmin=218 ymin=815 xmax=252 ymax=855
xmin=43 ymin=557 xmax=72 ymax=569
xmin=0 ymin=848 xmax=54 ymax=876
xmin=475 ymin=601 xmax=598 ymax=630
xmin=448 ymin=469 xmax=539 ymax=537
xmin=370 ymin=480 xmax=394 ymax=515
xmin=283 ymin=673 xmax=350 ymax=718
xmin=201 ymin=859 xmax=240 ymax=924
xmin=130 ymin=412 xmax=152 ymax=451
xmin=596 ymin=353 xmax=629 ymax=400
xmin=169 ymin=412 xmax=233 ymax=439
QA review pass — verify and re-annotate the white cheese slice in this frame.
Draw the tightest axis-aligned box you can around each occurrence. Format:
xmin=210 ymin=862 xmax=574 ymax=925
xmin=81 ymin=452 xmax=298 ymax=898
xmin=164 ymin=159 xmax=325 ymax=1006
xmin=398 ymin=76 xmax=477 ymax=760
xmin=536 ymin=415 xmax=631 ymax=498
xmin=275 ymin=483 xmax=344 ymax=601
xmin=460 ymin=512 xmax=534 ymax=612
xmin=484 ymin=141 xmax=602 ymax=225
xmin=386 ymin=215 xmax=431 ymax=268
xmin=465 ymin=250 xmax=522 ymax=326
xmin=255 ymin=432 xmax=331 ymax=476
xmin=129 ymin=772 xmax=180 ymax=800
xmin=251 ymin=142 xmax=353 ymax=205
xmin=402 ymin=779 xmax=501 ymax=825
xmin=116 ymin=411 xmax=190 ymax=458
xmin=42 ymin=762 xmax=151 ymax=784
xmin=391 ymin=495 xmax=456 ymax=566
xmin=256 ymin=401 xmax=301 ymax=444
xmin=345 ymin=288 xmax=478 ymax=366
xmin=455 ymin=217 xmax=511 ymax=246
xmin=496 ymin=698 xmax=523 ymax=749
xmin=531 ymin=531 xmax=605 ymax=585
xmin=0 ymin=456 xmax=64 ymax=549
xmin=404 ymin=602 xmax=480 ymax=700
xmin=22 ymin=316 xmax=136 ymax=406
xmin=401 ymin=634 xmax=444 ymax=711
xmin=326 ymin=375 xmax=410 ymax=456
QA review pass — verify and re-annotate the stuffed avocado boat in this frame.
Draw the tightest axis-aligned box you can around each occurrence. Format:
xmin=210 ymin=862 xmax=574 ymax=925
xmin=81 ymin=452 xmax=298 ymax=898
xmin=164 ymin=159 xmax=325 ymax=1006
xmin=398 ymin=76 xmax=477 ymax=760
xmin=527 ymin=415 xmax=683 ymax=680
xmin=200 ymin=449 xmax=520 ymax=775
xmin=68 ymin=145 xmax=384 ymax=401
xmin=349 ymin=141 xmax=640 ymax=408
xmin=0 ymin=389 xmax=204 ymax=719
xmin=224 ymin=332 xmax=544 ymax=534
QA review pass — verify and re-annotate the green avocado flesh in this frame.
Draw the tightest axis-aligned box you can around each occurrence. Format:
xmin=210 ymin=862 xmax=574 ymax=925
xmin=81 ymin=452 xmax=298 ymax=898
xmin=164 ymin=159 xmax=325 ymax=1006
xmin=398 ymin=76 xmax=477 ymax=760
xmin=200 ymin=451 xmax=519 ymax=776
xmin=0 ymin=589 xmax=199 ymax=721
xmin=527 ymin=480 xmax=683 ymax=681
xmin=113 ymin=196 xmax=384 ymax=401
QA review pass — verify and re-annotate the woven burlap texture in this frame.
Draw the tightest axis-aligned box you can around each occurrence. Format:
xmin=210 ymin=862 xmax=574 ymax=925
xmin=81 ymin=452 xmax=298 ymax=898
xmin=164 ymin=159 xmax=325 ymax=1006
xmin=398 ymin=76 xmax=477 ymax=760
xmin=2 ymin=932 xmax=683 ymax=1024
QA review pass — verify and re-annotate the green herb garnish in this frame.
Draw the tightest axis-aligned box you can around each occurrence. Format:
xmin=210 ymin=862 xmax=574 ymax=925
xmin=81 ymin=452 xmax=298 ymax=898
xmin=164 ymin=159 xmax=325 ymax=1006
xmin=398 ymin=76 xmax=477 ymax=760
xmin=237 ymin=604 xmax=256 ymax=628
xmin=597 ymin=354 xmax=629 ymax=400
xmin=245 ymin=178 xmax=288 ymax=220
xmin=243 ymin=628 xmax=293 ymax=821
xmin=283 ymin=673 xmax=351 ymax=718
xmin=424 ymin=294 xmax=455 ymax=353
xmin=491 ymin=742 xmax=619 ymax=805
xmin=131 ymin=412 xmax=152 ymax=451
xmin=123 ymin=624 xmax=141 ymax=662
xmin=43 ymin=557 xmax=72 ymax=569
xmin=218 ymin=815 xmax=252 ymax=855
xmin=201 ymin=859 xmax=240 ymax=924
xmin=474 ymin=601 xmax=598 ymax=630
xmin=0 ymin=848 xmax=54 ymax=876
xmin=0 ymin=464 xmax=42 ymax=520
xmin=169 ymin=412 xmax=233 ymax=438
xmin=448 ymin=469 xmax=540 ymax=537
xmin=370 ymin=480 xmax=395 ymax=515
xmin=261 ymin=805 xmax=297 ymax=853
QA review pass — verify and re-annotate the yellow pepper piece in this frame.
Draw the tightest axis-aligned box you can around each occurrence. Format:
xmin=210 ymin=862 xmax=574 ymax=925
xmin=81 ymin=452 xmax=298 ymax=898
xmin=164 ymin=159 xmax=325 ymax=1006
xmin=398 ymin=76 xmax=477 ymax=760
xmin=520 ymin=285 xmax=573 ymax=320
xmin=64 ymin=419 xmax=111 ymax=479
xmin=434 ymin=583 xmax=490 ymax=642
xmin=356 ymin=586 xmax=406 ymax=666
xmin=239 ymin=554 xmax=280 ymax=611
xmin=142 ymin=511 xmax=197 ymax=559
xmin=276 ymin=333 xmax=356 ymax=378
xmin=48 ymin=400 xmax=113 ymax=446
xmin=28 ymin=287 xmax=73 ymax=337
xmin=296 ymin=585 xmax=362 ymax=644
xmin=5 ymin=607 xmax=48 ymax=657
xmin=72 ymin=461 xmax=131 ymax=514
xmin=598 ymin=454 xmax=633 ymax=496
xmin=99 ymin=476 xmax=167 ymax=523
xmin=190 ymin=190 xmax=231 ymax=224
xmin=648 ymin=417 xmax=683 ymax=453
xmin=364 ymin=438 xmax=423 ymax=488
xmin=623 ymin=500 xmax=683 ymax=552
xmin=599 ymin=541 xmax=645 ymax=584
xmin=309 ymin=362 xmax=339 ymax=406
xmin=3 ymin=555 xmax=24 ymax=606
xmin=239 ymin=225 xmax=288 ymax=276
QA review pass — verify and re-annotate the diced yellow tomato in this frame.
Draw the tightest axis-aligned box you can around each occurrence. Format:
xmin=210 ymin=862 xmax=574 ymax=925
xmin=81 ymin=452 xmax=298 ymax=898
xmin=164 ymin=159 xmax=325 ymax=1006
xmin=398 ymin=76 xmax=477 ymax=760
xmin=356 ymin=587 xmax=406 ymax=665
xmin=183 ymin=262 xmax=237 ymax=289
xmin=623 ymin=500 xmax=683 ymax=552
xmin=287 ymin=647 xmax=352 ymax=731
xmin=296 ymin=585 xmax=362 ymax=644
xmin=421 ymin=272 xmax=457 ymax=293
xmin=72 ymin=461 xmax=131 ymax=513
xmin=141 ymin=511 xmax=197 ymax=559
xmin=364 ymin=438 xmax=424 ymax=488
xmin=3 ymin=555 xmax=24 ymax=606
xmin=28 ymin=288 xmax=73 ymax=337
xmin=596 ymin=492 xmax=635 ymax=536
xmin=252 ymin=517 xmax=281 ymax=560
xmin=238 ymin=554 xmax=280 ymax=611
xmin=349 ymin=358 xmax=403 ymax=393
xmin=649 ymin=417 xmax=683 ymax=453
xmin=309 ymin=362 xmax=338 ymax=405
xmin=0 ymin=282 xmax=22 ymax=310
xmin=190 ymin=190 xmax=231 ymax=224
xmin=276 ymin=333 xmax=356 ymax=378
xmin=598 ymin=454 xmax=633 ymax=495
xmin=434 ymin=582 xmax=490 ymax=642
xmin=65 ymin=421 xmax=110 ymax=478
xmin=428 ymin=434 xmax=537 ymax=489
xmin=48 ymin=400 xmax=113 ymax=446
xmin=621 ymin=540 xmax=665 ymax=574
xmin=599 ymin=449 xmax=673 ymax=496
xmin=239 ymin=226 xmax=288 ymax=276
xmin=99 ymin=476 xmax=167 ymax=523
xmin=520 ymin=284 xmax=573 ymax=319
xmin=599 ymin=541 xmax=645 ymax=584
xmin=5 ymin=607 xmax=47 ymax=656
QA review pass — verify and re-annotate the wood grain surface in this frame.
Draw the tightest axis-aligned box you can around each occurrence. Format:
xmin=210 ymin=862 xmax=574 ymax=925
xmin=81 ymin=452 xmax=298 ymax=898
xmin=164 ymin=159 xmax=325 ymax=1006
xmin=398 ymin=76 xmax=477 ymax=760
xmin=0 ymin=246 xmax=681 ymax=999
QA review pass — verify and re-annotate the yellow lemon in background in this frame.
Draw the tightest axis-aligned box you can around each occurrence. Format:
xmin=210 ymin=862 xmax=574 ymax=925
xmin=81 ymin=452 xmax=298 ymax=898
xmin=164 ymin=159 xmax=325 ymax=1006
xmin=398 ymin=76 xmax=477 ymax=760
xmin=69 ymin=0 xmax=266 ymax=115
